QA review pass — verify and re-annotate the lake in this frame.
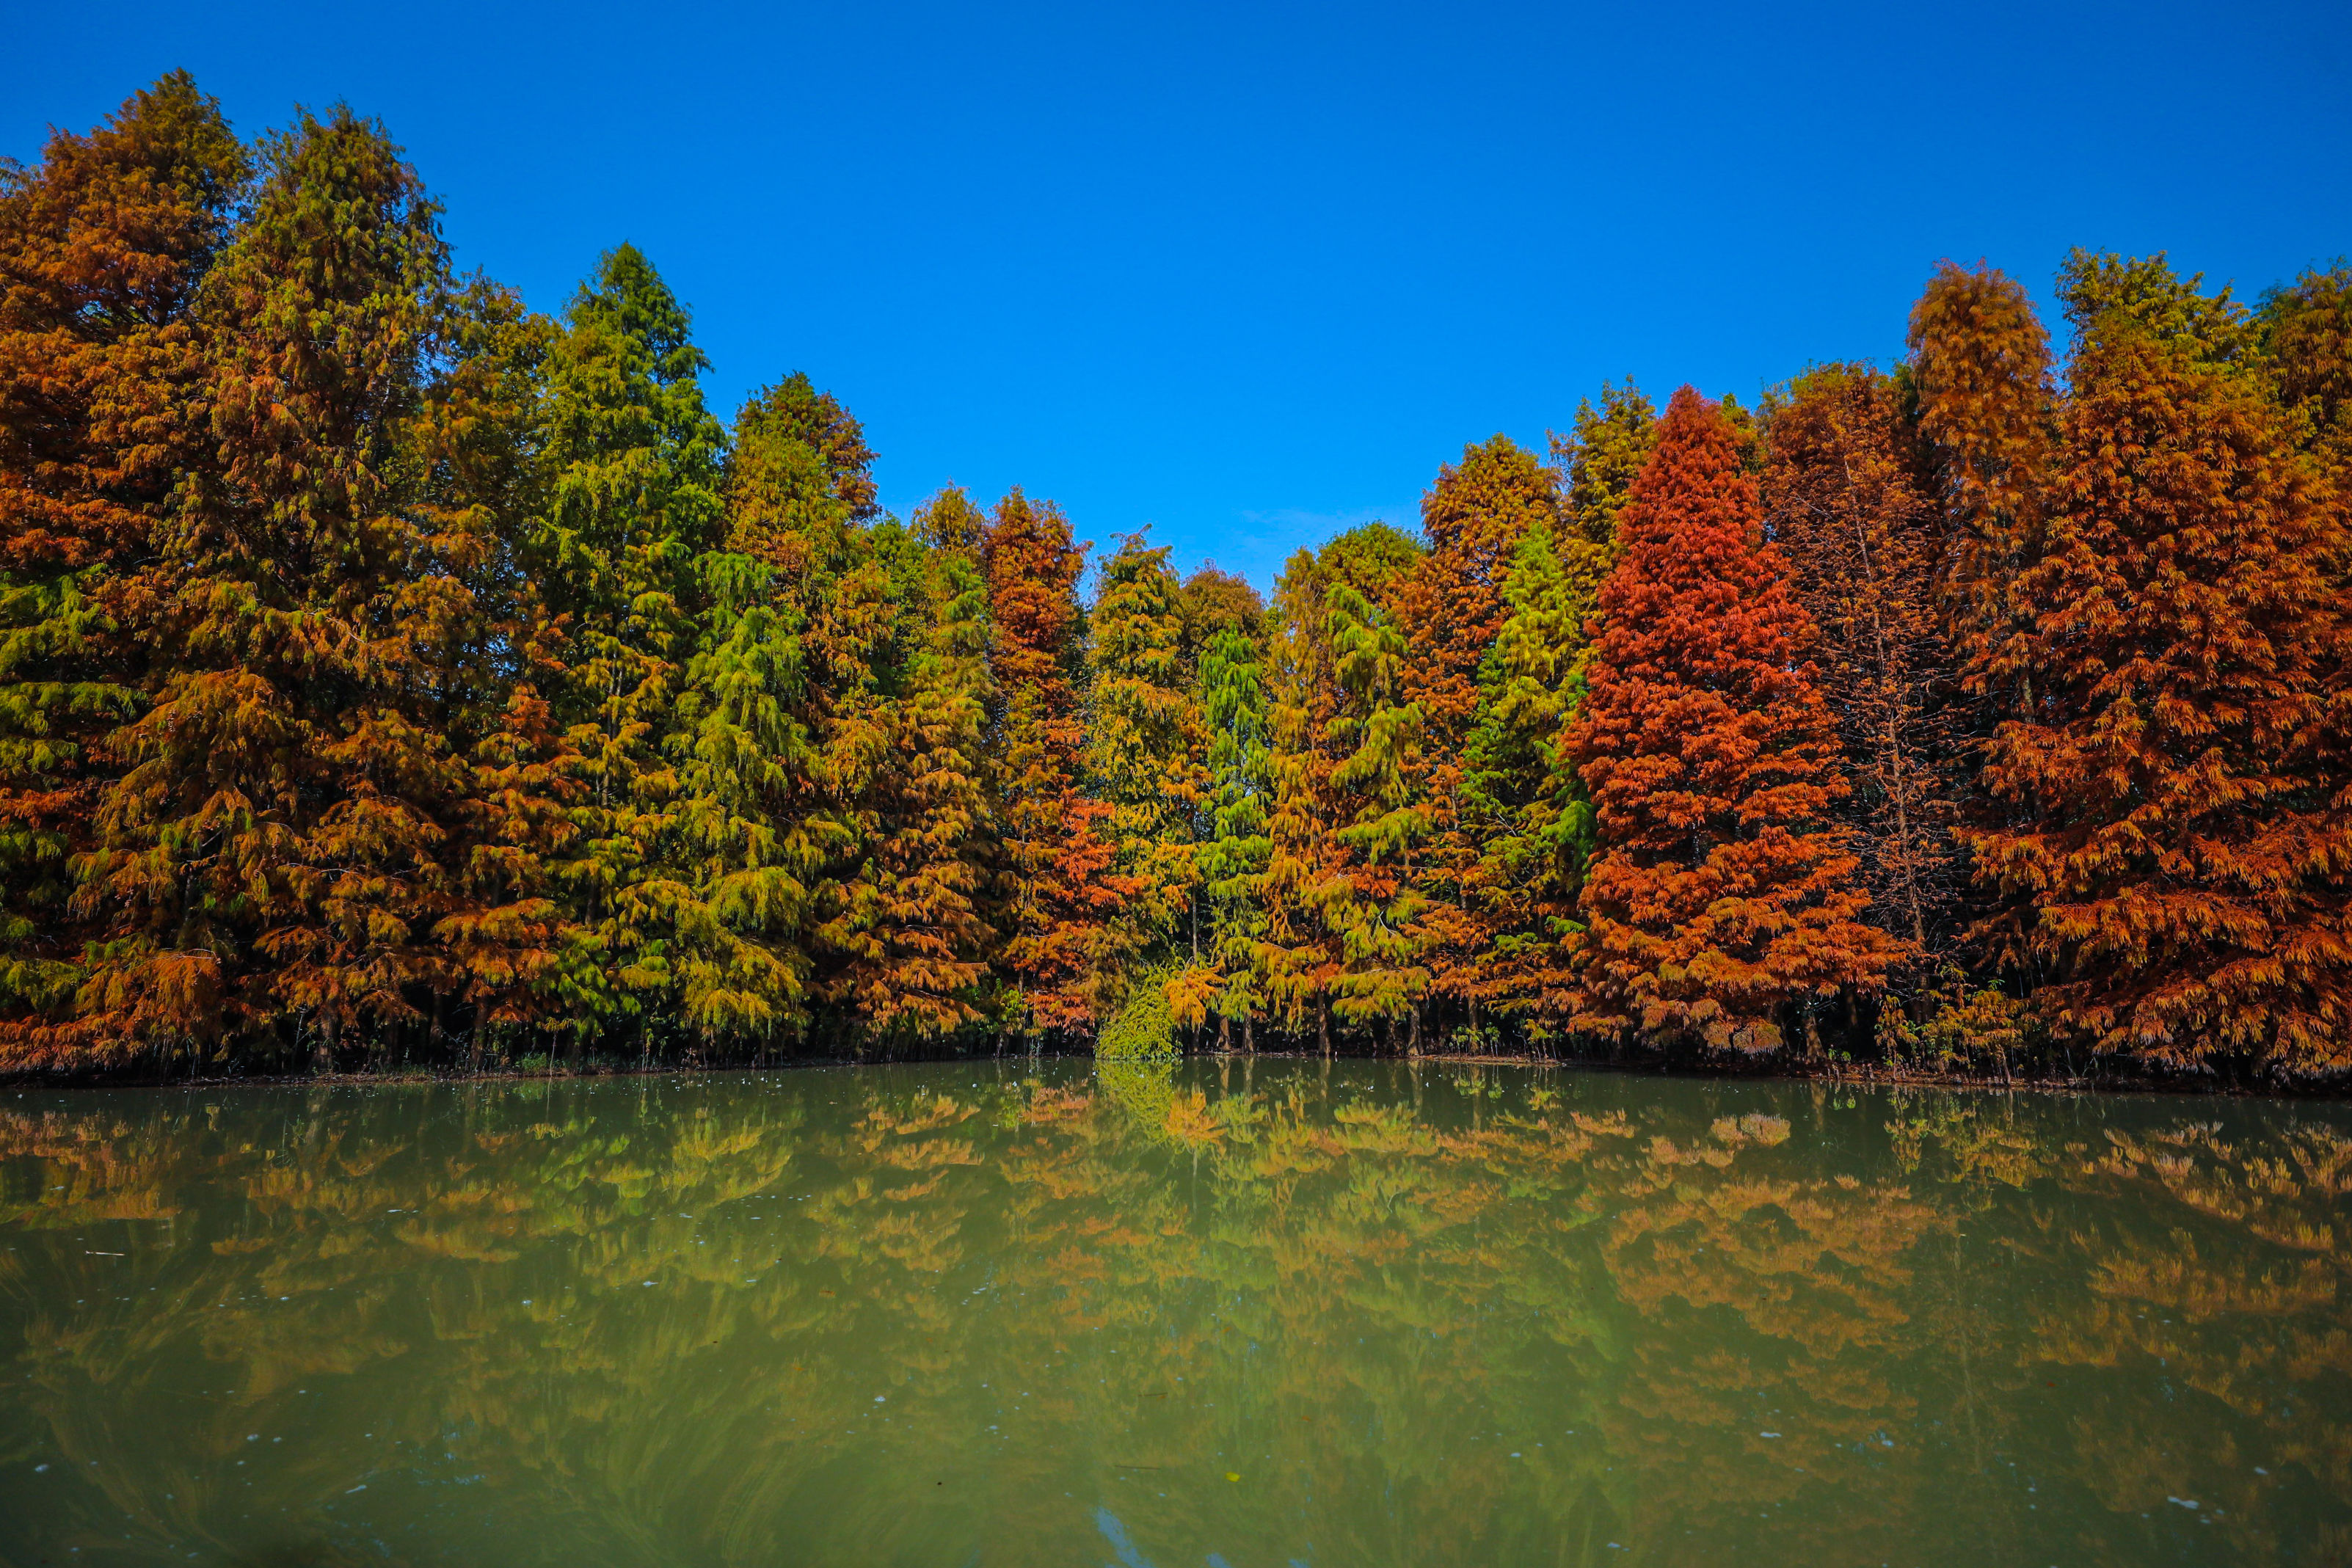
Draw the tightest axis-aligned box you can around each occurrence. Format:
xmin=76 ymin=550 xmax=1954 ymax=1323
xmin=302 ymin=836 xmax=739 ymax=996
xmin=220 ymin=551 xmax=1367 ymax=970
xmin=0 ymin=1059 xmax=2347 ymax=1566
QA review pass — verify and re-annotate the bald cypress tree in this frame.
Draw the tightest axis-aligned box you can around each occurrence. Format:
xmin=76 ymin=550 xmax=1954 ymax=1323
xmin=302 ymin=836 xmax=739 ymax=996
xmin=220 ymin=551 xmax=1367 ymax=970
xmin=1908 ymin=261 xmax=2058 ymax=721
xmin=1391 ymin=435 xmax=1555 ymax=1018
xmin=660 ymin=376 xmax=884 ymax=1049
xmin=1568 ymin=387 xmax=1898 ymax=1053
xmin=814 ymin=514 xmax=993 ymax=1041
xmin=2261 ymin=262 xmax=2352 ymax=481
xmin=1974 ymin=270 xmax=2352 ymax=1072
xmin=982 ymin=489 xmax=1135 ymax=1036
xmin=1764 ymin=365 xmax=1963 ymax=966
xmin=531 ymin=244 xmax=726 ymax=1040
xmin=1551 ymin=379 xmax=1659 ymax=608
xmin=0 ymin=74 xmax=247 ymax=1065
xmin=1190 ymin=627 xmax=1273 ymax=1045
xmin=1088 ymin=534 xmax=1204 ymax=960
xmin=1258 ymin=528 xmax=1427 ymax=1050
xmin=1456 ymin=517 xmax=1594 ymax=1029
xmin=79 ymin=108 xmax=572 ymax=1069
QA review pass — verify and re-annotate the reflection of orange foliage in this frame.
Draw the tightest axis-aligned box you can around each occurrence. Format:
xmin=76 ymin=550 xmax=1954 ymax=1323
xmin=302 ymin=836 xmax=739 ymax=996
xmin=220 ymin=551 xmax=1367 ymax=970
xmin=1162 ymin=1090 xmax=1223 ymax=1148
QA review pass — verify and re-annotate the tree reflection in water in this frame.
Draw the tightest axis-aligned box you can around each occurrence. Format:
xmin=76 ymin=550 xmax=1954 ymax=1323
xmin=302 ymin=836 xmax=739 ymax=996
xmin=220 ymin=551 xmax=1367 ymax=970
xmin=0 ymin=1064 xmax=2346 ymax=1566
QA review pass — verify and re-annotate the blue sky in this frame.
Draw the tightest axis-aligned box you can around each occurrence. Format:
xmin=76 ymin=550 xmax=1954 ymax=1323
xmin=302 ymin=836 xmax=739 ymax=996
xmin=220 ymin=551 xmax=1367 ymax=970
xmin=7 ymin=1 xmax=2348 ymax=587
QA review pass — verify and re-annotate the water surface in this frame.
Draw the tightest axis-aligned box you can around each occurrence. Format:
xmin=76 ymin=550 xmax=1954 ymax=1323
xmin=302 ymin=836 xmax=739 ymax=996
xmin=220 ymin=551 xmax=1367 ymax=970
xmin=1 ymin=1060 xmax=2348 ymax=1566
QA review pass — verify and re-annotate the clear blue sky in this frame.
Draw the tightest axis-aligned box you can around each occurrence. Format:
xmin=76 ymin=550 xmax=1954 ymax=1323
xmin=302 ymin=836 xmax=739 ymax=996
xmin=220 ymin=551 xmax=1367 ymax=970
xmin=7 ymin=1 xmax=2348 ymax=587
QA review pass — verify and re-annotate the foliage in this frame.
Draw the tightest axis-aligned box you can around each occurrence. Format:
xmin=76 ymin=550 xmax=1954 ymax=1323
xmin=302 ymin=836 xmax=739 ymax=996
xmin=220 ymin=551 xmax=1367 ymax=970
xmin=1096 ymin=963 xmax=1181 ymax=1058
xmin=1970 ymin=263 xmax=2352 ymax=1072
xmin=1190 ymin=627 xmax=1274 ymax=1043
xmin=1392 ymin=435 xmax=1558 ymax=1010
xmin=1551 ymin=379 xmax=1659 ymax=603
xmin=1907 ymin=260 xmax=2057 ymax=719
xmin=1088 ymin=534 xmax=1204 ymax=948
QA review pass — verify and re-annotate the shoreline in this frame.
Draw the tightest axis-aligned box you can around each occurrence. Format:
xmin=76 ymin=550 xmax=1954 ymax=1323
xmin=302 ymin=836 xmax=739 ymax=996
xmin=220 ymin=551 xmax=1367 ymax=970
xmin=7 ymin=1048 xmax=2342 ymax=1102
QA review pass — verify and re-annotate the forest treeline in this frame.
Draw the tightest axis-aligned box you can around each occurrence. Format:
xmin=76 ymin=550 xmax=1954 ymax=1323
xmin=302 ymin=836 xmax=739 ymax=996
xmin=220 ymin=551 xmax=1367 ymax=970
xmin=4 ymin=75 xmax=2351 ymax=1080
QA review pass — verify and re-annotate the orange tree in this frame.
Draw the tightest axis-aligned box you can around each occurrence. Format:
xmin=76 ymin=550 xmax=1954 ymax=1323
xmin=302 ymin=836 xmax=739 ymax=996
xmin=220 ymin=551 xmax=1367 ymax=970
xmin=982 ymin=488 xmax=1135 ymax=1036
xmin=814 ymin=502 xmax=994 ymax=1043
xmin=1970 ymin=261 xmax=2352 ymax=1072
xmin=1907 ymin=260 xmax=2057 ymax=726
xmin=78 ymin=108 xmax=574 ymax=1069
xmin=0 ymin=74 xmax=247 ymax=1066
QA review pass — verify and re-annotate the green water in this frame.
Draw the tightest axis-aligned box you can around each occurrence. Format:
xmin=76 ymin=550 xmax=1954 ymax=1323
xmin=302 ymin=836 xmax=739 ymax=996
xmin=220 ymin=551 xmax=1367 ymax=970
xmin=0 ymin=1061 xmax=2347 ymax=1567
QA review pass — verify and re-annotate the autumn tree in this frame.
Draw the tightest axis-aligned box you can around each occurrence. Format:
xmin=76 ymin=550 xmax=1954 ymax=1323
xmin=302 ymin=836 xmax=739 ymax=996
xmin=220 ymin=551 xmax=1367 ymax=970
xmin=983 ymin=488 xmax=1135 ymax=1035
xmin=1907 ymin=261 xmax=2058 ymax=719
xmin=1454 ymin=517 xmax=1595 ymax=1027
xmin=1764 ymin=364 xmax=1964 ymax=963
xmin=79 ymin=107 xmax=570 ymax=1069
xmin=1259 ymin=527 xmax=1427 ymax=1050
xmin=1173 ymin=564 xmax=1265 ymax=668
xmin=1390 ymin=435 xmax=1557 ymax=1012
xmin=1970 ymin=262 xmax=2352 ymax=1071
xmin=1568 ymin=387 xmax=1898 ymax=1053
xmin=0 ymin=74 xmax=247 ymax=1065
xmin=2260 ymin=261 xmax=2352 ymax=478
xmin=815 ymin=500 xmax=993 ymax=1040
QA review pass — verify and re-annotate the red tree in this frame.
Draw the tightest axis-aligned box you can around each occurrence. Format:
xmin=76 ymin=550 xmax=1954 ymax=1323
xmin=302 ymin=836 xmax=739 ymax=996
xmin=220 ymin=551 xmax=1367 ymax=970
xmin=1568 ymin=387 xmax=1898 ymax=1052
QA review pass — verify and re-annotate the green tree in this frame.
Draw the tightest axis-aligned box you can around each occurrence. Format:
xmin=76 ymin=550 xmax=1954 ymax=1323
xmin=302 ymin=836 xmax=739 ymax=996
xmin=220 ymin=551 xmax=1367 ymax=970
xmin=1551 ymin=379 xmax=1659 ymax=606
xmin=532 ymin=244 xmax=727 ymax=1044
xmin=660 ymin=375 xmax=886 ymax=1050
xmin=1088 ymin=533 xmax=1204 ymax=955
xmin=1186 ymin=627 xmax=1273 ymax=1046
xmin=1456 ymin=517 xmax=1595 ymax=1027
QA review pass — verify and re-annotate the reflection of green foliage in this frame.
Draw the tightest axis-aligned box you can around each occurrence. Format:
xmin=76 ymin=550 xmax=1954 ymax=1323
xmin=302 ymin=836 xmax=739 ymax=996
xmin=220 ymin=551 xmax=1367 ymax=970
xmin=1096 ymin=1052 xmax=1178 ymax=1136
xmin=0 ymin=1069 xmax=2348 ymax=1567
